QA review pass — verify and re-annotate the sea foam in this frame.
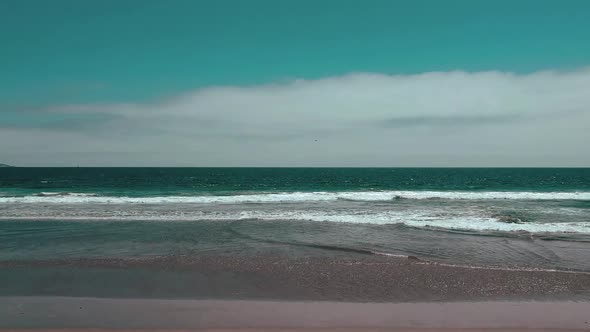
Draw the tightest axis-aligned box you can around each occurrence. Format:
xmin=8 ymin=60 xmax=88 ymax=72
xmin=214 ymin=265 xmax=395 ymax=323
xmin=1 ymin=207 xmax=589 ymax=235
xmin=1 ymin=190 xmax=589 ymax=204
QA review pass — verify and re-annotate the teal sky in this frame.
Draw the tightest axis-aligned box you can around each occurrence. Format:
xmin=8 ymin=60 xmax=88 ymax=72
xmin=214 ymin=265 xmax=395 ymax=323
xmin=2 ymin=0 xmax=590 ymax=107
xmin=1 ymin=0 xmax=590 ymax=166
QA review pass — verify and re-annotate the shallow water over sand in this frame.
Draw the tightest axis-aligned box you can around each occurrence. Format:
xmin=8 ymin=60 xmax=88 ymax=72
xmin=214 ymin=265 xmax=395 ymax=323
xmin=1 ymin=168 xmax=590 ymax=301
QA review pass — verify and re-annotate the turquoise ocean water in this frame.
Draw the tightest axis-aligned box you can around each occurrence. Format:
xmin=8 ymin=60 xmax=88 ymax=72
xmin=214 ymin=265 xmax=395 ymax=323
xmin=1 ymin=167 xmax=590 ymax=296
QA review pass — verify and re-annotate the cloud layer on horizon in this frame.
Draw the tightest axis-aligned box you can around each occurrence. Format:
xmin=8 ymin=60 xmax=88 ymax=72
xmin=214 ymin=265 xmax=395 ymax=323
xmin=2 ymin=68 xmax=590 ymax=166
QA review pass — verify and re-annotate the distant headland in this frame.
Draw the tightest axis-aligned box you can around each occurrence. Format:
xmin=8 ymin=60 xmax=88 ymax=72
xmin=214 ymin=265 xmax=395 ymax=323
xmin=0 ymin=163 xmax=14 ymax=167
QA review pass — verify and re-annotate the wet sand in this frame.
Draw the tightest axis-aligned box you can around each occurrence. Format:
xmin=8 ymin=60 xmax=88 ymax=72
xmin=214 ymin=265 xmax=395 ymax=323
xmin=1 ymin=297 xmax=590 ymax=330
xmin=2 ymin=255 xmax=590 ymax=330
xmin=2 ymin=255 xmax=590 ymax=301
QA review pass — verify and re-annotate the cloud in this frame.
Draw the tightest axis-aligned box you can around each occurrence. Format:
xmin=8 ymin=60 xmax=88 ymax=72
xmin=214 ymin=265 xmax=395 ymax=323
xmin=380 ymin=114 xmax=522 ymax=128
xmin=1 ymin=68 xmax=590 ymax=166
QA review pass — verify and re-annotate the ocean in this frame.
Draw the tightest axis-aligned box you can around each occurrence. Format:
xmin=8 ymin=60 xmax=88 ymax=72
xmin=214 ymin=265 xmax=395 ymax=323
xmin=1 ymin=167 xmax=590 ymax=301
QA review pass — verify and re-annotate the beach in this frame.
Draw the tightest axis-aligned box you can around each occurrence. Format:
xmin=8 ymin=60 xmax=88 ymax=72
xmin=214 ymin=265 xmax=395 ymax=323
xmin=1 ymin=254 xmax=590 ymax=301
xmin=4 ymin=0 xmax=590 ymax=328
xmin=2 ymin=297 xmax=590 ymax=330
xmin=1 ymin=168 xmax=589 ymax=329
xmin=1 ymin=254 xmax=590 ymax=330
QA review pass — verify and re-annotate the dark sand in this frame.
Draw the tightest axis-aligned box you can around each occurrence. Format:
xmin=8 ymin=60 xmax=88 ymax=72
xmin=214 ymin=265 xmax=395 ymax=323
xmin=2 ymin=255 xmax=590 ymax=330
xmin=2 ymin=255 xmax=590 ymax=301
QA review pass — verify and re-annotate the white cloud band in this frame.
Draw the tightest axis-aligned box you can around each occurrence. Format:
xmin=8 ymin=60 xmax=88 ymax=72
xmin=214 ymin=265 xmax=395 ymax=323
xmin=2 ymin=68 xmax=590 ymax=166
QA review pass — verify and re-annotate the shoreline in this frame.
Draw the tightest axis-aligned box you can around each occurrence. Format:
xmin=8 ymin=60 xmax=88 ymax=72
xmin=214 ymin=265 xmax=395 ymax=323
xmin=2 ymin=255 xmax=589 ymax=302
xmin=1 ymin=297 xmax=590 ymax=330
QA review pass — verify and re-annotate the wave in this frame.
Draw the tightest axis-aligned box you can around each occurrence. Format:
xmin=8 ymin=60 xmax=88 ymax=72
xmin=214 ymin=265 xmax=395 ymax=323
xmin=1 ymin=190 xmax=589 ymax=204
xmin=401 ymin=217 xmax=590 ymax=234
xmin=247 ymin=212 xmax=590 ymax=234
xmin=2 ymin=208 xmax=589 ymax=235
xmin=34 ymin=192 xmax=99 ymax=197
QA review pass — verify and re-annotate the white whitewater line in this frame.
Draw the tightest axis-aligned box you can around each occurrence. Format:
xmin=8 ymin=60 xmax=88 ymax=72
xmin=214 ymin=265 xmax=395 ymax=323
xmin=400 ymin=217 xmax=590 ymax=234
xmin=413 ymin=261 xmax=590 ymax=275
xmin=1 ymin=209 xmax=589 ymax=234
xmin=1 ymin=190 xmax=589 ymax=204
xmin=324 ymin=259 xmax=590 ymax=274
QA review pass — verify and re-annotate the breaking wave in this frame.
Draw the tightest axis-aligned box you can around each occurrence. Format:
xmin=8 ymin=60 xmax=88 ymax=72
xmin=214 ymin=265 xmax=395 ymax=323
xmin=1 ymin=190 xmax=589 ymax=204
xmin=2 ymin=208 xmax=589 ymax=235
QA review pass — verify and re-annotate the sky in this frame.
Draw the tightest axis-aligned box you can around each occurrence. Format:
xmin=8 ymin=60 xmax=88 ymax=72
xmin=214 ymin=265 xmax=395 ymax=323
xmin=1 ymin=0 xmax=590 ymax=166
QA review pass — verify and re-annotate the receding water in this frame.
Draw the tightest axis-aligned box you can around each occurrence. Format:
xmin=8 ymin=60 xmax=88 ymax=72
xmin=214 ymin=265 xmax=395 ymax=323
xmin=1 ymin=168 xmax=590 ymax=271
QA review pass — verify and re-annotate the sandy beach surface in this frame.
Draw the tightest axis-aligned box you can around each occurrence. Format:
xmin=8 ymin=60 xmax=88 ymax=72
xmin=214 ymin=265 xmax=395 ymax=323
xmin=2 ymin=168 xmax=590 ymax=331
xmin=2 ymin=255 xmax=590 ymax=331
xmin=3 ymin=255 xmax=590 ymax=302
xmin=0 ymin=330 xmax=588 ymax=332
xmin=1 ymin=297 xmax=590 ymax=331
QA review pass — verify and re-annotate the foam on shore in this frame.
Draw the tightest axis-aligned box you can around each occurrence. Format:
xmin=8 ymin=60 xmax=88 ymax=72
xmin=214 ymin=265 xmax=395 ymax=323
xmin=1 ymin=190 xmax=589 ymax=204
